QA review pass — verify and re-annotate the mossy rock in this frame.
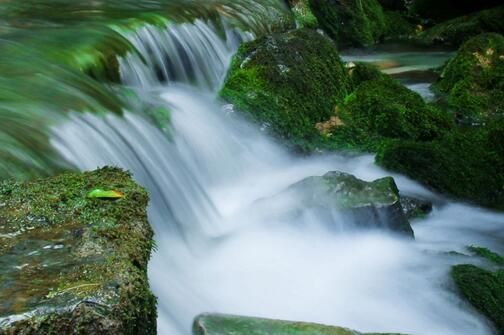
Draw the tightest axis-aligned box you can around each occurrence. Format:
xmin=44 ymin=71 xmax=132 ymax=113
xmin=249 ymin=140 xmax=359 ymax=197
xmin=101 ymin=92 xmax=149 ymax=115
xmin=383 ymin=11 xmax=417 ymax=41
xmin=434 ymin=33 xmax=504 ymax=124
xmin=418 ymin=6 xmax=504 ymax=47
xmin=376 ymin=119 xmax=504 ymax=210
xmin=451 ymin=265 xmax=504 ymax=333
xmin=194 ymin=314 xmax=410 ymax=335
xmin=270 ymin=171 xmax=414 ymax=236
xmin=288 ymin=0 xmax=319 ymax=28
xmin=0 ymin=167 xmax=156 ymax=334
xmin=220 ymin=28 xmax=352 ymax=152
xmin=308 ymin=0 xmax=387 ymax=47
xmin=330 ymin=65 xmax=453 ymax=150
xmin=467 ymin=246 xmax=504 ymax=266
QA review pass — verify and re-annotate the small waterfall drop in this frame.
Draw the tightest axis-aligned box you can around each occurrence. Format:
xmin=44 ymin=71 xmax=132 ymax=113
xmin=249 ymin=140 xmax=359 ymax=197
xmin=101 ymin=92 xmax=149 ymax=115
xmin=51 ymin=16 xmax=504 ymax=335
xmin=119 ymin=19 xmax=253 ymax=90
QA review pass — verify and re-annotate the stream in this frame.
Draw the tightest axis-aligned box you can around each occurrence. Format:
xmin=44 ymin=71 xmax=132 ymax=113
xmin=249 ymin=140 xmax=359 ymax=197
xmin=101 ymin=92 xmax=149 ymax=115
xmin=50 ymin=18 xmax=503 ymax=335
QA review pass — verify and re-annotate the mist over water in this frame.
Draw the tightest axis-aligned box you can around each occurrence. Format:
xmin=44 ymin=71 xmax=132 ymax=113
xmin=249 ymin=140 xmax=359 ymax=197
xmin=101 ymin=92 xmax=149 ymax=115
xmin=51 ymin=18 xmax=503 ymax=335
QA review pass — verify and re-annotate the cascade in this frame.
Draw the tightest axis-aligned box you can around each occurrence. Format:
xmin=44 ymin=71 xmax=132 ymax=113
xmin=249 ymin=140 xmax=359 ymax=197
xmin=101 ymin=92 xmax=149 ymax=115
xmin=51 ymin=16 xmax=504 ymax=335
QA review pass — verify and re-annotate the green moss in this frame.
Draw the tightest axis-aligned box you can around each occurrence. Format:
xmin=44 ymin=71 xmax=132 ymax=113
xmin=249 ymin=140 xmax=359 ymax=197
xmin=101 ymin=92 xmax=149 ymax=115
xmin=0 ymin=167 xmax=156 ymax=334
xmin=288 ymin=0 xmax=319 ymax=28
xmin=418 ymin=6 xmax=504 ymax=47
xmin=376 ymin=120 xmax=504 ymax=209
xmin=308 ymin=0 xmax=387 ymax=47
xmin=451 ymin=265 xmax=504 ymax=333
xmin=467 ymin=246 xmax=504 ymax=266
xmin=434 ymin=33 xmax=504 ymax=123
xmin=280 ymin=171 xmax=413 ymax=236
xmin=220 ymin=28 xmax=352 ymax=152
xmin=194 ymin=314 xmax=410 ymax=335
xmin=383 ymin=11 xmax=416 ymax=40
xmin=333 ymin=70 xmax=453 ymax=150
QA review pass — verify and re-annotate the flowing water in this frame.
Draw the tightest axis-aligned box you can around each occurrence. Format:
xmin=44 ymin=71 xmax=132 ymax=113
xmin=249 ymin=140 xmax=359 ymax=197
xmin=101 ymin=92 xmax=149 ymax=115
xmin=50 ymin=18 xmax=504 ymax=335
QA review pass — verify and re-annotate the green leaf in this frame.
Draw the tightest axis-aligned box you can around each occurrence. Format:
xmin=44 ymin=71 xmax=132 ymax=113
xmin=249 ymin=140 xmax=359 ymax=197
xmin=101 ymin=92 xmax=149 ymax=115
xmin=87 ymin=189 xmax=124 ymax=199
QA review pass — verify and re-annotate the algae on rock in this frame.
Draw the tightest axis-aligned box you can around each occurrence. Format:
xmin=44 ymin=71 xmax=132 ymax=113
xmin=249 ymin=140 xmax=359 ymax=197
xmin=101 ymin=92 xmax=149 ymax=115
xmin=193 ymin=314 xmax=410 ymax=335
xmin=0 ymin=167 xmax=156 ymax=334
xmin=267 ymin=171 xmax=414 ymax=236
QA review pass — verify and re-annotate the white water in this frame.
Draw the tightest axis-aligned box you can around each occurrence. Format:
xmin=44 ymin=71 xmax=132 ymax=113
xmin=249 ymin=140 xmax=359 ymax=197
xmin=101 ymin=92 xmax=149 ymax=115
xmin=51 ymin=19 xmax=503 ymax=335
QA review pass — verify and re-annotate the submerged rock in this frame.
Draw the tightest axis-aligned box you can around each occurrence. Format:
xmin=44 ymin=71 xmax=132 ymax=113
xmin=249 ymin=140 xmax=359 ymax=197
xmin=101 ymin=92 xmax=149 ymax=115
xmin=0 ymin=167 xmax=156 ymax=334
xmin=193 ymin=314 xmax=409 ymax=335
xmin=277 ymin=171 xmax=414 ymax=236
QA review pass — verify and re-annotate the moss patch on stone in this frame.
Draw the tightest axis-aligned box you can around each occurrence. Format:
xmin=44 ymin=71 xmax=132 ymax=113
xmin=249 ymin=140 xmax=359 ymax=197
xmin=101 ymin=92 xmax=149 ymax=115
xmin=451 ymin=265 xmax=504 ymax=333
xmin=220 ymin=28 xmax=352 ymax=152
xmin=467 ymin=246 xmax=504 ymax=266
xmin=276 ymin=171 xmax=414 ymax=236
xmin=0 ymin=167 xmax=156 ymax=334
xmin=433 ymin=33 xmax=504 ymax=124
xmin=194 ymin=314 xmax=409 ymax=335
xmin=332 ymin=64 xmax=453 ymax=150
xmin=288 ymin=0 xmax=319 ymax=28
xmin=376 ymin=119 xmax=504 ymax=210
xmin=308 ymin=0 xmax=387 ymax=47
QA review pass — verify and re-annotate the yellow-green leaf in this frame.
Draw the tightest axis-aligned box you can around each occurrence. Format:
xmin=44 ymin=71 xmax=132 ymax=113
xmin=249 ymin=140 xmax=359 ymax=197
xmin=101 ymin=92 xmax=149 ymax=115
xmin=87 ymin=189 xmax=124 ymax=199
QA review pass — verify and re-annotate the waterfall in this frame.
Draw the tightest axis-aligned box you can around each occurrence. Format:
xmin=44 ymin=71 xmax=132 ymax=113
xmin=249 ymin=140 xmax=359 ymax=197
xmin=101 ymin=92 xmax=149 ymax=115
xmin=119 ymin=19 xmax=253 ymax=90
xmin=51 ymin=17 xmax=504 ymax=335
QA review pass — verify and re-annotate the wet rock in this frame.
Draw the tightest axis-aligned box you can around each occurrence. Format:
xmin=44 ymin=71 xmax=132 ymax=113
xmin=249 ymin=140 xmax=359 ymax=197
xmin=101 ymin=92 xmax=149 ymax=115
xmin=451 ymin=264 xmax=504 ymax=333
xmin=220 ymin=28 xmax=351 ymax=153
xmin=278 ymin=171 xmax=414 ymax=236
xmin=400 ymin=196 xmax=433 ymax=219
xmin=193 ymin=314 xmax=410 ymax=335
xmin=434 ymin=33 xmax=504 ymax=124
xmin=0 ymin=167 xmax=156 ymax=334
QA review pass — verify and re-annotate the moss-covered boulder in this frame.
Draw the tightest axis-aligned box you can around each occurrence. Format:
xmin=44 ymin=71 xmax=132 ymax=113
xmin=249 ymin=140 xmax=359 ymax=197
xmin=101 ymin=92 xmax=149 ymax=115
xmin=0 ymin=168 xmax=156 ymax=334
xmin=220 ymin=28 xmax=351 ymax=152
xmin=418 ymin=6 xmax=504 ymax=47
xmin=308 ymin=0 xmax=387 ymax=47
xmin=376 ymin=119 xmax=504 ymax=210
xmin=383 ymin=11 xmax=417 ymax=41
xmin=328 ymin=64 xmax=453 ymax=150
xmin=194 ymin=314 xmax=409 ymax=335
xmin=275 ymin=171 xmax=414 ymax=236
xmin=287 ymin=0 xmax=319 ymax=28
xmin=434 ymin=33 xmax=504 ymax=124
xmin=451 ymin=265 xmax=504 ymax=333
